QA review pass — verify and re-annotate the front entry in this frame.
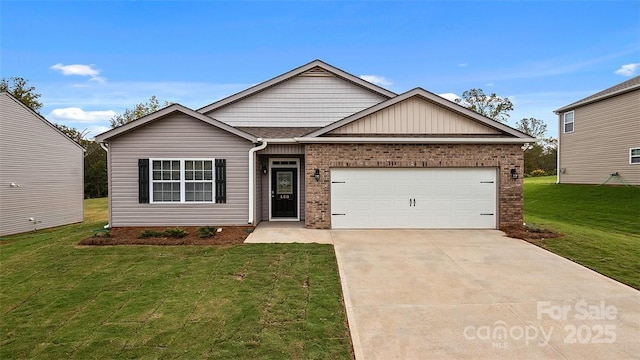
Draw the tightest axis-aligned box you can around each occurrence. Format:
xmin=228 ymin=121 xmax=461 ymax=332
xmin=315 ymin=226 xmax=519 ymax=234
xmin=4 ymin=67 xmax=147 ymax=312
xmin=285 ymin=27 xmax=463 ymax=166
xmin=271 ymin=167 xmax=298 ymax=218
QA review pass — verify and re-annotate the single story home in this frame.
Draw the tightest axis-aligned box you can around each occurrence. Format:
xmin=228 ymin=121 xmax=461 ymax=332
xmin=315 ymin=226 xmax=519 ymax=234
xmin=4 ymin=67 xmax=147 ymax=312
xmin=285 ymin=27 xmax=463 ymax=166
xmin=555 ymin=75 xmax=640 ymax=185
xmin=0 ymin=91 xmax=85 ymax=236
xmin=95 ymin=60 xmax=534 ymax=230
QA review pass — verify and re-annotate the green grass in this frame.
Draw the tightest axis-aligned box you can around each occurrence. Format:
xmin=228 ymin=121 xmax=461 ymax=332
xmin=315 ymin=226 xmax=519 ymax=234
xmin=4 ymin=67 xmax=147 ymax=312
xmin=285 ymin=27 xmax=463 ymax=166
xmin=524 ymin=176 xmax=640 ymax=289
xmin=0 ymin=198 xmax=352 ymax=359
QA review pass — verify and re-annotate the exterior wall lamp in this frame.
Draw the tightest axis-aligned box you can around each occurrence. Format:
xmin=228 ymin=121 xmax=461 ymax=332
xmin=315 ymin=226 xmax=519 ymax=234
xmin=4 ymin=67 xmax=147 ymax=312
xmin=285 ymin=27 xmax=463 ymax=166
xmin=313 ymin=169 xmax=320 ymax=182
xmin=510 ymin=168 xmax=519 ymax=180
xmin=261 ymin=164 xmax=268 ymax=175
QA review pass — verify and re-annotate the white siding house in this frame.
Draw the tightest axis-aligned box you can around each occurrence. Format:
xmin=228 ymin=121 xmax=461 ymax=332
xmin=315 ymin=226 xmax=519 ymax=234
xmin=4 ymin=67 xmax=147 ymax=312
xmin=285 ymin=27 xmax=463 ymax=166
xmin=0 ymin=92 xmax=85 ymax=236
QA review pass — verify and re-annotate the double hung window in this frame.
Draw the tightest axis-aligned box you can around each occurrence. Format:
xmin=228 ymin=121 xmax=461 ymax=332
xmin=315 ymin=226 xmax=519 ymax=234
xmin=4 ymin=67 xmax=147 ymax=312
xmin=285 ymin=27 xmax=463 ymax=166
xmin=151 ymin=159 xmax=214 ymax=203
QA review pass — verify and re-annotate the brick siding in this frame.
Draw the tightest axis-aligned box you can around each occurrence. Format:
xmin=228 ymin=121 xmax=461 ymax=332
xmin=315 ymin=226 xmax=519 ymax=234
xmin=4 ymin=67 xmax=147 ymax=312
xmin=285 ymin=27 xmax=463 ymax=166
xmin=304 ymin=143 xmax=524 ymax=229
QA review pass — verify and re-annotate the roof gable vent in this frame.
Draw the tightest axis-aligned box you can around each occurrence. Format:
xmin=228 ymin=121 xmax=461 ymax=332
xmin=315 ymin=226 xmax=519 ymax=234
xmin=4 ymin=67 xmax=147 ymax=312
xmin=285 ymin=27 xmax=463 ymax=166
xmin=300 ymin=66 xmax=334 ymax=77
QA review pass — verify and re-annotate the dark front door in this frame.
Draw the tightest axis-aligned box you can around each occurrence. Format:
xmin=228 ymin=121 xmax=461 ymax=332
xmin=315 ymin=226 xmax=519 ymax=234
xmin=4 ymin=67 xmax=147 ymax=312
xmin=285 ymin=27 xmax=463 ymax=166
xmin=271 ymin=168 xmax=297 ymax=218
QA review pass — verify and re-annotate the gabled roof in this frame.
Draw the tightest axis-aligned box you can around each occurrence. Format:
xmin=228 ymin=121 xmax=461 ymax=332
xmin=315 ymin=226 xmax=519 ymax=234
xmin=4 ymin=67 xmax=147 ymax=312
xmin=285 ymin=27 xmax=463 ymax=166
xmin=197 ymin=59 xmax=397 ymax=114
xmin=0 ymin=91 xmax=86 ymax=151
xmin=304 ymin=87 xmax=533 ymax=139
xmin=95 ymin=103 xmax=257 ymax=143
xmin=555 ymin=75 xmax=640 ymax=113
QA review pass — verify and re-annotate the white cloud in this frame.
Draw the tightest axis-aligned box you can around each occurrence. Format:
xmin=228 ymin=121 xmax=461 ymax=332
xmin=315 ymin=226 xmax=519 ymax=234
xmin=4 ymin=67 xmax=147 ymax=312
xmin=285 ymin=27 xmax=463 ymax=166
xmin=437 ymin=93 xmax=460 ymax=102
xmin=485 ymin=83 xmax=494 ymax=87
xmin=51 ymin=63 xmax=106 ymax=83
xmin=457 ymin=63 xmax=468 ymax=68
xmin=614 ymin=63 xmax=639 ymax=77
xmin=360 ymin=75 xmax=392 ymax=86
xmin=48 ymin=107 xmax=116 ymax=124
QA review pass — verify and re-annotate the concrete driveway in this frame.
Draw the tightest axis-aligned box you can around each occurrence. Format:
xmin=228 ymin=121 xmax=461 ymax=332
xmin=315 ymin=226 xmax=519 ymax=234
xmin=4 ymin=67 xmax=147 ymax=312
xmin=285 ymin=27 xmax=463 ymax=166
xmin=333 ymin=230 xmax=640 ymax=360
xmin=246 ymin=225 xmax=640 ymax=359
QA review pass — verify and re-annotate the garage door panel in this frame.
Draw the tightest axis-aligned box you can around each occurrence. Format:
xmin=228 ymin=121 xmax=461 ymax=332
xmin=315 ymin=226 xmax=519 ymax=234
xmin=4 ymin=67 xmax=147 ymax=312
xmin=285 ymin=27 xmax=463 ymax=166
xmin=331 ymin=168 xmax=497 ymax=229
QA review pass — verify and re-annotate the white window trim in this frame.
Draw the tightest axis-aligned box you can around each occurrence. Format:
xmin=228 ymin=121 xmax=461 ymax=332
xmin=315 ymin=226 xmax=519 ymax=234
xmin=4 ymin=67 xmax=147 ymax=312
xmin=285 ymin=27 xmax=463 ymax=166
xmin=630 ymin=148 xmax=640 ymax=165
xmin=150 ymin=158 xmax=216 ymax=204
xmin=563 ymin=111 xmax=574 ymax=134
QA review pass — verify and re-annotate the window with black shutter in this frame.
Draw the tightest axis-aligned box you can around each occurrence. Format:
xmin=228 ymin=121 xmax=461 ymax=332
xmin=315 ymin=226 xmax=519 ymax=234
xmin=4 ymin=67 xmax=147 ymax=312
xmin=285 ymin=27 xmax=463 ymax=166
xmin=215 ymin=159 xmax=226 ymax=203
xmin=138 ymin=159 xmax=150 ymax=203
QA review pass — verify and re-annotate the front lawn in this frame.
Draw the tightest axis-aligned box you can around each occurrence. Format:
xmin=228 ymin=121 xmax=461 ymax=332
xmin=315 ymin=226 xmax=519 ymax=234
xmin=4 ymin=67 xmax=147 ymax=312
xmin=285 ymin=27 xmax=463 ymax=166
xmin=524 ymin=176 xmax=640 ymax=290
xmin=0 ymin=198 xmax=352 ymax=359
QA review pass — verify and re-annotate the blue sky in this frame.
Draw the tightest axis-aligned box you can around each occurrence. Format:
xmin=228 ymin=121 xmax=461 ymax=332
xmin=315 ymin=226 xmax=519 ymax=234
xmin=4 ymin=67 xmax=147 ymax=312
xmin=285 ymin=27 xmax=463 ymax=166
xmin=1 ymin=1 xmax=638 ymax=138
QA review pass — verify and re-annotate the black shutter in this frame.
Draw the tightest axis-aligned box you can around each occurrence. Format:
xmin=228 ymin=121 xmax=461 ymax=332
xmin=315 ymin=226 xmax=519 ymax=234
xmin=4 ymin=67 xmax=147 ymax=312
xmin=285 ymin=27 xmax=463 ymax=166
xmin=138 ymin=159 xmax=149 ymax=203
xmin=215 ymin=159 xmax=226 ymax=203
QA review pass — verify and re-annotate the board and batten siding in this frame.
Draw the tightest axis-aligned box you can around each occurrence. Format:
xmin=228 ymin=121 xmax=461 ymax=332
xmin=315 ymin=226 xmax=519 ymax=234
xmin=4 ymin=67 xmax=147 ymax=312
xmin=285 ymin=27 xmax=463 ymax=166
xmin=107 ymin=113 xmax=254 ymax=226
xmin=559 ymin=89 xmax=640 ymax=185
xmin=330 ymin=97 xmax=502 ymax=135
xmin=0 ymin=93 xmax=84 ymax=236
xmin=204 ymin=75 xmax=387 ymax=127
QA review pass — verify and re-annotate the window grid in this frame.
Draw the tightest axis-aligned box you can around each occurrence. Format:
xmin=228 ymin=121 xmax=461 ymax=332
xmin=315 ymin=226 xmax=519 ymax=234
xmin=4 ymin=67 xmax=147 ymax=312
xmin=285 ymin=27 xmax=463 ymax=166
xmin=150 ymin=159 xmax=215 ymax=203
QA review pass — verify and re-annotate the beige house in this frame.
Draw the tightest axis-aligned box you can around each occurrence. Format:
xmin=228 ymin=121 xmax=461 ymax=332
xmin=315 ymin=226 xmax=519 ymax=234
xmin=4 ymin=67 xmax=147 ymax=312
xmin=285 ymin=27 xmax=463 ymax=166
xmin=96 ymin=60 xmax=534 ymax=230
xmin=555 ymin=76 xmax=640 ymax=185
xmin=0 ymin=92 xmax=85 ymax=236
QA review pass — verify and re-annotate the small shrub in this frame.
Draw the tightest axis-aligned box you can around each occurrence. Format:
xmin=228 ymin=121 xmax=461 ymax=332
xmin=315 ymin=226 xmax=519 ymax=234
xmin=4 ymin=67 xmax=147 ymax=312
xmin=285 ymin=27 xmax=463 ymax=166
xmin=93 ymin=229 xmax=110 ymax=238
xmin=530 ymin=169 xmax=546 ymax=177
xmin=139 ymin=230 xmax=165 ymax=239
xmin=165 ymin=227 xmax=188 ymax=238
xmin=198 ymin=226 xmax=217 ymax=238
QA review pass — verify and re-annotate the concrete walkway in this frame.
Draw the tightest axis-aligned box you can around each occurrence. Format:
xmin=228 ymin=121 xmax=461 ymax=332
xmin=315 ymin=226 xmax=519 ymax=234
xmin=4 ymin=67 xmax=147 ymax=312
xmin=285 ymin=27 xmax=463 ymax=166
xmin=246 ymin=225 xmax=640 ymax=359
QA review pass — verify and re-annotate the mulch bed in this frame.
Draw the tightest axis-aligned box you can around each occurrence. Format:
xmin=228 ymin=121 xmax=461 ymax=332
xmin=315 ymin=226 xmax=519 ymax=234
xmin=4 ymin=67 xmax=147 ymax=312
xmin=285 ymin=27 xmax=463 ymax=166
xmin=502 ymin=224 xmax=562 ymax=243
xmin=79 ymin=226 xmax=254 ymax=246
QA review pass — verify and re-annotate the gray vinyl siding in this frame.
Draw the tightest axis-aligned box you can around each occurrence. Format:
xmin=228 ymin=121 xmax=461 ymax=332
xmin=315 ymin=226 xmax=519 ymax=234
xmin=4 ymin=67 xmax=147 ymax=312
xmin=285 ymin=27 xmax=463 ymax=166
xmin=107 ymin=113 xmax=254 ymax=226
xmin=258 ymin=144 xmax=305 ymax=155
xmin=559 ymin=89 xmax=640 ymax=185
xmin=205 ymin=75 xmax=387 ymax=127
xmin=0 ymin=93 xmax=84 ymax=236
xmin=254 ymin=157 xmax=262 ymax=223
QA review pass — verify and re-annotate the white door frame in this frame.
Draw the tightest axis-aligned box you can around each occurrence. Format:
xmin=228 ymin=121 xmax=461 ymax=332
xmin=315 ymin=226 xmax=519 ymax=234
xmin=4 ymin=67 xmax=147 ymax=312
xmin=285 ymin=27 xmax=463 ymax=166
xmin=268 ymin=158 xmax=300 ymax=221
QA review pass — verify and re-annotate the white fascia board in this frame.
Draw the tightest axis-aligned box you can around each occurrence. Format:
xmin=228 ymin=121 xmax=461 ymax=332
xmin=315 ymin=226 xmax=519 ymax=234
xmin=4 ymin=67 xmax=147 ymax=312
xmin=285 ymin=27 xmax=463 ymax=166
xmin=293 ymin=137 xmax=535 ymax=144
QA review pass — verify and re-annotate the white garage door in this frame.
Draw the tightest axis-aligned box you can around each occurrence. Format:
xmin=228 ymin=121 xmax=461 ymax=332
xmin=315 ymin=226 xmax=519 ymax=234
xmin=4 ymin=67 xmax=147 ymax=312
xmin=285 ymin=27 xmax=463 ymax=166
xmin=331 ymin=168 xmax=497 ymax=229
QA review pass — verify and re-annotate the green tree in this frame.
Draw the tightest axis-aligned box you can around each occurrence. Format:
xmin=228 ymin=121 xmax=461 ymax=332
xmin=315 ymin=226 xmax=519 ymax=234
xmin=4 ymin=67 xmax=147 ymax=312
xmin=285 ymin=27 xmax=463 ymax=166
xmin=54 ymin=123 xmax=90 ymax=144
xmin=110 ymin=95 xmax=171 ymax=128
xmin=53 ymin=123 xmax=108 ymax=198
xmin=83 ymin=141 xmax=108 ymax=198
xmin=455 ymin=88 xmax=514 ymax=122
xmin=1 ymin=77 xmax=43 ymax=112
xmin=515 ymin=118 xmax=557 ymax=175
xmin=514 ymin=117 xmax=547 ymax=139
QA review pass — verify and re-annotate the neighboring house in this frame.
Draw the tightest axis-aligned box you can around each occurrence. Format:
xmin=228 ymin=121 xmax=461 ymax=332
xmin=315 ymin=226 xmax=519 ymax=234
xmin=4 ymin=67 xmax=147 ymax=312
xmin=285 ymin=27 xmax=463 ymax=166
xmin=0 ymin=92 xmax=85 ymax=236
xmin=555 ymin=76 xmax=640 ymax=185
xmin=95 ymin=60 xmax=534 ymax=230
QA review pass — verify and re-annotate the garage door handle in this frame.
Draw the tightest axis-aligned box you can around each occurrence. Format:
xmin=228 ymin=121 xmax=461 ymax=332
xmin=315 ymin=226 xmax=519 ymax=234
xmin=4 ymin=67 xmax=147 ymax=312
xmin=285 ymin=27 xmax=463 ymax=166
xmin=332 ymin=213 xmax=346 ymax=216
xmin=332 ymin=181 xmax=346 ymax=184
xmin=480 ymin=213 xmax=494 ymax=216
xmin=480 ymin=181 xmax=494 ymax=184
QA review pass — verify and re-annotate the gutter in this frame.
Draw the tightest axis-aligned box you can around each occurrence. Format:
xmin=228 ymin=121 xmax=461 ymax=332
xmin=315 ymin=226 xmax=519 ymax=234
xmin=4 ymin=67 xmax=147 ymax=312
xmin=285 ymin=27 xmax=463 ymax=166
xmin=293 ymin=137 xmax=535 ymax=144
xmin=248 ymin=139 xmax=268 ymax=225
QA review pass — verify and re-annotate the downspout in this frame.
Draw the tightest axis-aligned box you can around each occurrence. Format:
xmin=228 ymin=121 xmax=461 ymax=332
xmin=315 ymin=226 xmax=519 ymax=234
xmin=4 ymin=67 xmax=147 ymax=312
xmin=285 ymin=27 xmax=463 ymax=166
xmin=99 ymin=143 xmax=110 ymax=229
xmin=248 ymin=139 xmax=267 ymax=225
xmin=556 ymin=114 xmax=561 ymax=184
